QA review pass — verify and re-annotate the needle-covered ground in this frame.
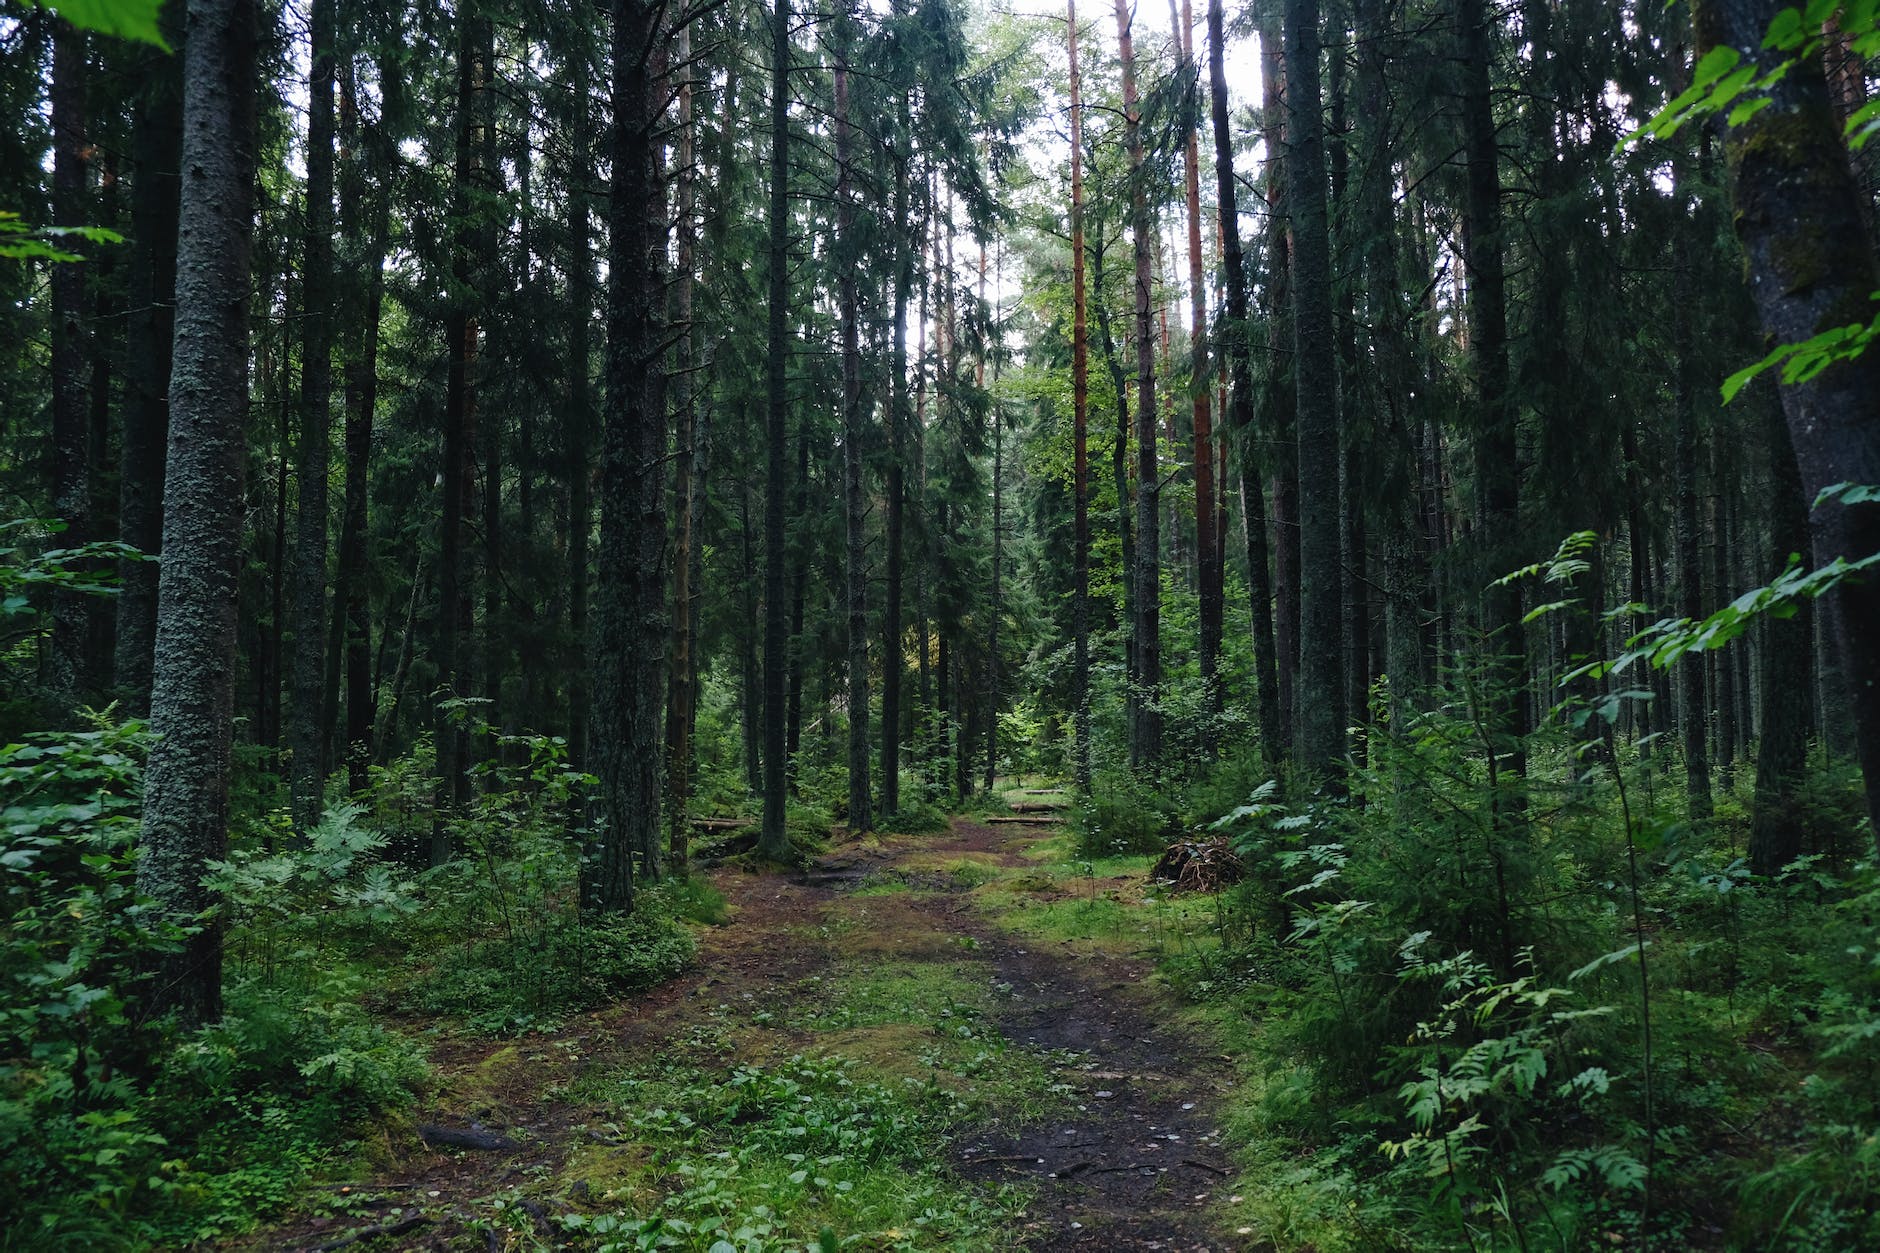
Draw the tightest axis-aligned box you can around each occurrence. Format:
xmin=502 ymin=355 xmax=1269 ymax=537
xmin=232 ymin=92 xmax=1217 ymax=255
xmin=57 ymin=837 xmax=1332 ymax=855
xmin=249 ymin=812 xmax=1260 ymax=1252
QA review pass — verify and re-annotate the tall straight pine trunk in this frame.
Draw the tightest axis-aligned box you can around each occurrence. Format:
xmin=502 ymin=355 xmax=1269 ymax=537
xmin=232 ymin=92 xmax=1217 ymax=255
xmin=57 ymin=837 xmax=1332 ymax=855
xmin=1070 ymin=0 xmax=1092 ymax=795
xmin=1114 ymin=0 xmax=1161 ymax=771
xmin=760 ymin=0 xmax=793 ymax=859
xmin=1285 ymin=0 xmax=1345 ymax=778
xmin=1210 ymin=0 xmax=1281 ymax=762
xmin=835 ymin=17 xmax=871 ymax=831
xmin=590 ymin=0 xmax=670 ymax=908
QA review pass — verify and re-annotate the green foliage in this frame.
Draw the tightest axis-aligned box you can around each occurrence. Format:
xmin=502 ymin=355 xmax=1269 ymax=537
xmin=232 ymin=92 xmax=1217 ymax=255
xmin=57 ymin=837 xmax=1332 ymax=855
xmin=21 ymin=0 xmax=171 ymax=49
xmin=0 ymin=719 xmax=424 ymax=1245
xmin=559 ymin=1054 xmax=1028 ymax=1251
xmin=1069 ymin=771 xmax=1174 ymax=858
xmin=0 ymin=212 xmax=125 ymax=263
xmin=405 ymin=910 xmax=695 ymax=1035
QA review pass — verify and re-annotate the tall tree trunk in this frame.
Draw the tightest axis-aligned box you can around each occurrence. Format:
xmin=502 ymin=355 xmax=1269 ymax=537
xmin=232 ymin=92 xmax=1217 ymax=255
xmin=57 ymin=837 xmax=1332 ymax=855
xmin=138 ymin=0 xmax=258 ymax=1027
xmin=1750 ymin=389 xmax=1813 ymax=875
xmin=835 ymin=24 xmax=871 ymax=831
xmin=667 ymin=20 xmax=698 ymax=860
xmin=1070 ymin=0 xmax=1092 ymax=796
xmin=1285 ymin=0 xmax=1345 ymax=777
xmin=1259 ymin=12 xmax=1300 ymax=753
xmin=435 ymin=8 xmax=483 ymax=863
xmin=1215 ymin=0 xmax=1281 ymax=763
xmin=1115 ymin=0 xmax=1161 ymax=771
xmin=882 ymin=83 xmax=912 ymax=819
xmin=289 ymin=0 xmax=338 ymax=834
xmin=590 ymin=0 xmax=669 ymax=909
xmin=116 ymin=18 xmax=184 ymax=710
xmin=566 ymin=49 xmax=594 ymax=779
xmin=1696 ymin=0 xmax=1880 ymax=843
xmin=48 ymin=18 xmax=90 ymax=703
xmin=760 ymin=0 xmax=793 ymax=859
xmin=1178 ymin=0 xmax=1220 ymax=718
xmin=1671 ymin=150 xmax=1714 ymax=820
xmin=1460 ymin=0 xmax=1526 ymax=772
xmin=334 ymin=56 xmax=389 ymax=795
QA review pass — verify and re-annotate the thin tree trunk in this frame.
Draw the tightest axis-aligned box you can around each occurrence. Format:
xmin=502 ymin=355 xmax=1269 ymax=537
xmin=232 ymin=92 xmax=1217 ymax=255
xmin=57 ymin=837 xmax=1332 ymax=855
xmin=760 ymin=0 xmax=793 ymax=859
xmin=667 ymin=20 xmax=698 ymax=861
xmin=1672 ymin=148 xmax=1713 ymax=820
xmin=566 ymin=48 xmax=594 ymax=779
xmin=1212 ymin=0 xmax=1280 ymax=764
xmin=835 ymin=24 xmax=871 ymax=831
xmin=1115 ymin=0 xmax=1161 ymax=771
xmin=116 ymin=18 xmax=183 ymax=710
xmin=289 ymin=0 xmax=338 ymax=833
xmin=335 ymin=56 xmax=389 ymax=795
xmin=1178 ymin=0 xmax=1220 ymax=718
xmin=1259 ymin=13 xmax=1300 ymax=752
xmin=1750 ymin=388 xmax=1814 ymax=874
xmin=138 ymin=0 xmax=258 ymax=1027
xmin=1069 ymin=0 xmax=1092 ymax=796
xmin=48 ymin=18 xmax=90 ymax=702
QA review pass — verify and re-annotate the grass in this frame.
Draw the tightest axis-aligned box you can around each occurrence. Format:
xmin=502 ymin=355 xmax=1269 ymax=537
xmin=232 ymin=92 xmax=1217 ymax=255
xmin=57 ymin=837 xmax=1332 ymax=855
xmin=523 ymin=857 xmax=1090 ymax=1249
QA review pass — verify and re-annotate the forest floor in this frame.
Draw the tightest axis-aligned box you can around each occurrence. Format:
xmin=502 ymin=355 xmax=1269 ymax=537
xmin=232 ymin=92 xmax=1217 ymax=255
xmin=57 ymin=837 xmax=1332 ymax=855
xmin=252 ymin=816 xmax=1248 ymax=1252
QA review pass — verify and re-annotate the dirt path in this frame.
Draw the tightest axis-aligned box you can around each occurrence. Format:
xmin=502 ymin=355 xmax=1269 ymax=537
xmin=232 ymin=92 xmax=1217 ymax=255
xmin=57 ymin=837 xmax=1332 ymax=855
xmin=260 ymin=818 xmax=1239 ymax=1252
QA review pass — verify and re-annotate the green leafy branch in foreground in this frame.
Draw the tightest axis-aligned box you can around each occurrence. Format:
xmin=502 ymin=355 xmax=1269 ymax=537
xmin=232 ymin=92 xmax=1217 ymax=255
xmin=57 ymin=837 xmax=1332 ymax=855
xmin=1503 ymin=490 xmax=1880 ymax=689
xmin=1623 ymin=3 xmax=1880 ymax=403
xmin=0 ymin=211 xmax=126 ymax=263
xmin=1627 ymin=2 xmax=1880 ymax=150
xmin=18 ymin=0 xmax=170 ymax=49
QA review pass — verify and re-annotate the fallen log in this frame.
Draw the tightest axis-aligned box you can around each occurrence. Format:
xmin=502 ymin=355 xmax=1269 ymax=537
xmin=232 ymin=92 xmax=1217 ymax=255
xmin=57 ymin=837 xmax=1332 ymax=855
xmin=417 ymin=1122 xmax=518 ymax=1151
xmin=985 ymin=815 xmax=1059 ymax=826
xmin=311 ymin=1216 xmax=431 ymax=1252
xmin=692 ymin=816 xmax=755 ymax=831
xmin=1009 ymin=801 xmax=1067 ymax=813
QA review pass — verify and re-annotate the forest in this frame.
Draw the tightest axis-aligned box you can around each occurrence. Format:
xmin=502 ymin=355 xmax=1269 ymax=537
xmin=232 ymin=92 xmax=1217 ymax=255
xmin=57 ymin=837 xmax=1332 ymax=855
xmin=4 ymin=0 xmax=1880 ymax=1247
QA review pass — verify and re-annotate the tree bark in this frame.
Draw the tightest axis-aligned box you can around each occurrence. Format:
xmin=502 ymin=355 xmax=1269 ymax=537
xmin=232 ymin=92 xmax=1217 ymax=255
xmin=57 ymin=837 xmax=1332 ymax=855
xmin=116 ymin=17 xmax=184 ymax=711
xmin=1285 ymin=0 xmax=1345 ymax=778
xmin=137 ymin=0 xmax=258 ymax=1028
xmin=589 ymin=0 xmax=669 ymax=909
xmin=667 ymin=20 xmax=699 ymax=860
xmin=48 ymin=17 xmax=90 ymax=703
xmin=835 ymin=24 xmax=872 ymax=832
xmin=1696 ymin=0 xmax=1880 ymax=843
xmin=1750 ymin=387 xmax=1813 ymax=874
xmin=760 ymin=0 xmax=793 ymax=859
xmin=1070 ymin=0 xmax=1092 ymax=796
xmin=289 ymin=0 xmax=338 ymax=834
xmin=1115 ymin=0 xmax=1161 ymax=771
xmin=1212 ymin=0 xmax=1281 ymax=766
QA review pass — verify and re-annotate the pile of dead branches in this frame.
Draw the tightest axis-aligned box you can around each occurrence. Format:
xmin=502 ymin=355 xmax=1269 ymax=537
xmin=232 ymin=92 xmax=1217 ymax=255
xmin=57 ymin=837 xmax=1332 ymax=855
xmin=1149 ymin=835 xmax=1244 ymax=894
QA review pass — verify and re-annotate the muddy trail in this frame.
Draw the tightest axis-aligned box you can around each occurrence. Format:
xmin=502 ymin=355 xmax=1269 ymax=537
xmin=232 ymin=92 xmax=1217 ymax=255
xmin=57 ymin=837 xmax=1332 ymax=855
xmin=260 ymin=818 xmax=1242 ymax=1252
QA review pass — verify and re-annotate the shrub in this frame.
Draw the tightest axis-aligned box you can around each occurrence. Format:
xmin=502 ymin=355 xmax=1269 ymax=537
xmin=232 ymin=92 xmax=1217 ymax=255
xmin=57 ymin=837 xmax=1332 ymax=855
xmin=405 ymin=909 xmax=695 ymax=1034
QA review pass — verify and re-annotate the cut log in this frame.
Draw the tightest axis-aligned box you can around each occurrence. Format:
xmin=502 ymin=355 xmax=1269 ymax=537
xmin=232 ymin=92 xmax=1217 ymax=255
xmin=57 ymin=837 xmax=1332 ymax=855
xmin=693 ymin=816 xmax=755 ymax=831
xmin=1010 ymin=801 xmax=1068 ymax=813
xmin=417 ymin=1122 xmax=518 ymax=1151
xmin=986 ymin=815 xmax=1059 ymax=826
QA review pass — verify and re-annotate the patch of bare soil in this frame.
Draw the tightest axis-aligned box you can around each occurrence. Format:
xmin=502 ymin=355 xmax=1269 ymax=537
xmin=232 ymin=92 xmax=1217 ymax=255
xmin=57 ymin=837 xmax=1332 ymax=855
xmin=252 ymin=817 xmax=1238 ymax=1251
